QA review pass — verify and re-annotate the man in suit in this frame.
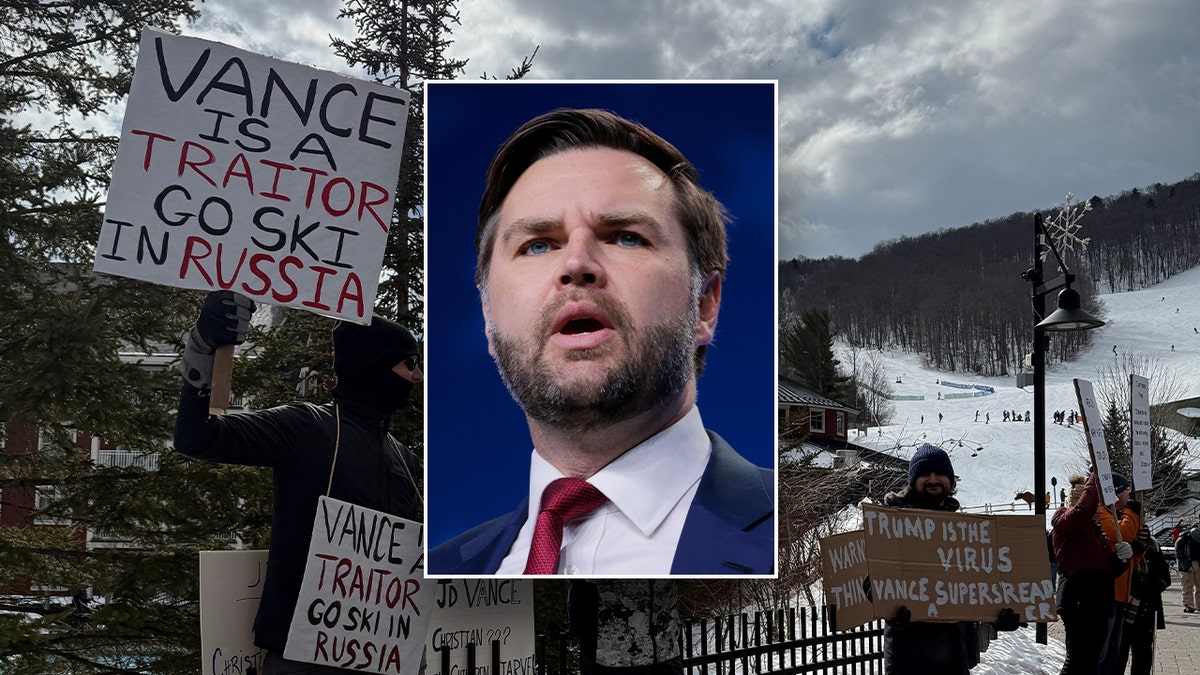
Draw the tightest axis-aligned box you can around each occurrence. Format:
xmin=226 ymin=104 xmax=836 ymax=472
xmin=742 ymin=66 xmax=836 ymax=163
xmin=428 ymin=108 xmax=774 ymax=576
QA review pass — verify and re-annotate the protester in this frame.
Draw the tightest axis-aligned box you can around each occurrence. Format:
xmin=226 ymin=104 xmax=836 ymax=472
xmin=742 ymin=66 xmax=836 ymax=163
xmin=881 ymin=444 xmax=1020 ymax=675
xmin=1114 ymin=501 xmax=1171 ymax=675
xmin=1096 ymin=472 xmax=1140 ymax=675
xmin=1178 ymin=523 xmax=1200 ymax=613
xmin=175 ymin=291 xmax=424 ymax=673
xmin=1050 ymin=473 xmax=1131 ymax=675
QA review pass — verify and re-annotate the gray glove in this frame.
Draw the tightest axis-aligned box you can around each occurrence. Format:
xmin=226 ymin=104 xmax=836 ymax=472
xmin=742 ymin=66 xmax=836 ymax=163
xmin=180 ymin=291 xmax=254 ymax=389
xmin=1114 ymin=541 xmax=1133 ymax=563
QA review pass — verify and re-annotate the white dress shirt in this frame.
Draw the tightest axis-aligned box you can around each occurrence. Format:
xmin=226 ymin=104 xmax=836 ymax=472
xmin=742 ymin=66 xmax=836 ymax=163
xmin=496 ymin=406 xmax=712 ymax=575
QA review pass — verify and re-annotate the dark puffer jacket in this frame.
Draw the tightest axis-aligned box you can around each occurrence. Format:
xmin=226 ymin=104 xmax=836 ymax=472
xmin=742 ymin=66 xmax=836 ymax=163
xmin=175 ymin=384 xmax=421 ymax=653
xmin=880 ymin=489 xmax=981 ymax=675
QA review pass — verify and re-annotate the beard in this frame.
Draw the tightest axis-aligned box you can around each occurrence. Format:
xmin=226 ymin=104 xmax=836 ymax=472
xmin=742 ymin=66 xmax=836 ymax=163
xmin=489 ymin=288 xmax=699 ymax=433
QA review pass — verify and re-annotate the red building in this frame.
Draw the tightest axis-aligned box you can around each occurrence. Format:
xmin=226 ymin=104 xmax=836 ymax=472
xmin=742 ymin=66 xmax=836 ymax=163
xmin=778 ymin=377 xmax=858 ymax=442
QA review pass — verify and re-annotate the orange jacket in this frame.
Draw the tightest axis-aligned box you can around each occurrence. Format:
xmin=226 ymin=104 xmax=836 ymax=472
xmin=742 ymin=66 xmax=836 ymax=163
xmin=1098 ymin=504 xmax=1142 ymax=602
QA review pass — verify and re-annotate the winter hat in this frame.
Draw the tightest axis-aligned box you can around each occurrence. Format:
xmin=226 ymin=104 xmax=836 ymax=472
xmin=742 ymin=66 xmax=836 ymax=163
xmin=1110 ymin=472 xmax=1131 ymax=495
xmin=908 ymin=444 xmax=955 ymax=486
xmin=332 ymin=316 xmax=420 ymax=414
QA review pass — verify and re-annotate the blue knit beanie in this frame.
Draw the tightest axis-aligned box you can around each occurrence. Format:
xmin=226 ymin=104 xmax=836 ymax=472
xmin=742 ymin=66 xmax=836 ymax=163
xmin=909 ymin=444 xmax=955 ymax=485
xmin=1110 ymin=472 xmax=1130 ymax=494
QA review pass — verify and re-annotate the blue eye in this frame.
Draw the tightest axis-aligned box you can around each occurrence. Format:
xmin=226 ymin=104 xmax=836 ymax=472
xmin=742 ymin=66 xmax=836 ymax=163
xmin=522 ymin=240 xmax=551 ymax=255
xmin=616 ymin=232 xmax=645 ymax=247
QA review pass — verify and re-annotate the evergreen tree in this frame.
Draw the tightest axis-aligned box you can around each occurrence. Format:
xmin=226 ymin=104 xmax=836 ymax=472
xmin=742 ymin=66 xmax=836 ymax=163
xmin=780 ymin=308 xmax=853 ymax=404
xmin=1101 ymin=399 xmax=1129 ymax=473
xmin=0 ymin=1 xmax=504 ymax=670
xmin=0 ymin=3 xmax=275 ymax=673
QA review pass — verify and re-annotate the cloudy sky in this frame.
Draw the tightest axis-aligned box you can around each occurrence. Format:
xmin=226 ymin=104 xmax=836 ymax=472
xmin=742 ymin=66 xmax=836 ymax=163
xmin=187 ymin=0 xmax=1200 ymax=260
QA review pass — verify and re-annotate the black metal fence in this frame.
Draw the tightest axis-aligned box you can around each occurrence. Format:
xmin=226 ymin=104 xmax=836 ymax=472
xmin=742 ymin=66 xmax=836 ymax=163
xmin=451 ymin=603 xmax=1008 ymax=675
xmin=681 ymin=606 xmax=884 ymax=675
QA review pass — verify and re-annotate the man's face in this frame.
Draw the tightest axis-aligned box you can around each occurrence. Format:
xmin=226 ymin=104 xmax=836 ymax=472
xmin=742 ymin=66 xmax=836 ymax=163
xmin=391 ymin=358 xmax=423 ymax=383
xmin=480 ymin=147 xmax=720 ymax=431
xmin=914 ymin=472 xmax=952 ymax=499
xmin=1116 ymin=487 xmax=1130 ymax=511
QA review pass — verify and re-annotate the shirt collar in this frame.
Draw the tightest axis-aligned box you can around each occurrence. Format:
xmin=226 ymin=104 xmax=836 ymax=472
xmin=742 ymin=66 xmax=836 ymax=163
xmin=526 ymin=406 xmax=712 ymax=538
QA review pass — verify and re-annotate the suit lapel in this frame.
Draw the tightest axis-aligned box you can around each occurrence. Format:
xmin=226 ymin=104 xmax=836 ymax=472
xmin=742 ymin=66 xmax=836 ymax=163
xmin=671 ymin=433 xmax=774 ymax=574
xmin=458 ymin=499 xmax=528 ymax=574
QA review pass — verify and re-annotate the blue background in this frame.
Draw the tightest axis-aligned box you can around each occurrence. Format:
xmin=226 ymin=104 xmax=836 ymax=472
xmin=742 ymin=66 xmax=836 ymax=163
xmin=425 ymin=81 xmax=777 ymax=549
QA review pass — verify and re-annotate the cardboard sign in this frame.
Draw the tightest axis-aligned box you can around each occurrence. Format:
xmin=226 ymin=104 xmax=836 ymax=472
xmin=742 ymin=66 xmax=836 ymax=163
xmin=199 ymin=550 xmax=269 ymax=675
xmin=96 ymin=30 xmax=410 ymax=323
xmin=427 ymin=579 xmax=535 ymax=675
xmin=1130 ymin=374 xmax=1152 ymax=491
xmin=820 ymin=530 xmax=874 ymax=631
xmin=858 ymin=504 xmax=1055 ymax=623
xmin=284 ymin=497 xmax=431 ymax=673
xmin=1075 ymin=378 xmax=1118 ymax=505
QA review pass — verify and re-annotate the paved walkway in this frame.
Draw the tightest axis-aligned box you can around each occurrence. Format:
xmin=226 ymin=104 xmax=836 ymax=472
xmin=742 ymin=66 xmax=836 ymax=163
xmin=1046 ymin=569 xmax=1199 ymax=674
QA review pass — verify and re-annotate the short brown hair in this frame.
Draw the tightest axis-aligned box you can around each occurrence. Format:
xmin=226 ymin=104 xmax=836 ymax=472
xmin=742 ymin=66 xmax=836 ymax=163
xmin=475 ymin=108 xmax=729 ymax=371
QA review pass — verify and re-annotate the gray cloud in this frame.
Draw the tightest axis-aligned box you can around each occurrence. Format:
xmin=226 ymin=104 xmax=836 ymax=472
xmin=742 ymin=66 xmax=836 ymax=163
xmin=193 ymin=0 xmax=1200 ymax=259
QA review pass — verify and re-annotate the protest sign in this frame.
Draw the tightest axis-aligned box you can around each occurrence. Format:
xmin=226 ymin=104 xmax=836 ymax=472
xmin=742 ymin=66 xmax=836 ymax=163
xmin=199 ymin=550 xmax=269 ymax=675
xmin=1130 ymin=374 xmax=1152 ymax=491
xmin=820 ymin=530 xmax=874 ymax=631
xmin=96 ymin=29 xmax=409 ymax=323
xmin=1075 ymin=378 xmax=1118 ymax=505
xmin=284 ymin=497 xmax=431 ymax=674
xmin=427 ymin=579 xmax=535 ymax=675
xmin=859 ymin=504 xmax=1055 ymax=623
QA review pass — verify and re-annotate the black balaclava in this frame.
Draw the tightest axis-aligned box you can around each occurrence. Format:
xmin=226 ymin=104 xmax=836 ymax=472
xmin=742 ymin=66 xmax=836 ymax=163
xmin=331 ymin=316 xmax=419 ymax=415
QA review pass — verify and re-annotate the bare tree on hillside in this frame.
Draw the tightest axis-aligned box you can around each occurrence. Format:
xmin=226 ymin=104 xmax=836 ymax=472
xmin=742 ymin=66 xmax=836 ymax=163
xmin=843 ymin=345 xmax=895 ymax=426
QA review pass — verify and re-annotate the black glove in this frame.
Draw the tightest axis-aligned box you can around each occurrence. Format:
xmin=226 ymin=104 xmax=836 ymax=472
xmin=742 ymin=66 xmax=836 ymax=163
xmin=994 ymin=608 xmax=1023 ymax=632
xmin=180 ymin=291 xmax=254 ymax=389
xmin=1131 ymin=525 xmax=1153 ymax=554
xmin=196 ymin=291 xmax=255 ymax=349
xmin=887 ymin=605 xmax=911 ymax=630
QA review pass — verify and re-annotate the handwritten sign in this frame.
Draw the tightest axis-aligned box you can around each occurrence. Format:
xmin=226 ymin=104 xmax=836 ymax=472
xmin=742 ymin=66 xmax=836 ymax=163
xmin=96 ymin=30 xmax=409 ymax=323
xmin=1130 ymin=374 xmax=1152 ymax=491
xmin=1075 ymin=378 xmax=1118 ymax=505
xmin=284 ymin=497 xmax=431 ymax=673
xmin=427 ymin=579 xmax=535 ymax=675
xmin=820 ymin=530 xmax=874 ymax=630
xmin=856 ymin=504 xmax=1055 ymax=623
xmin=199 ymin=550 xmax=269 ymax=675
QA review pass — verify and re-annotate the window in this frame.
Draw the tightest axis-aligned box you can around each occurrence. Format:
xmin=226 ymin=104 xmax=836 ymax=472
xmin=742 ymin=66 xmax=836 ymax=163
xmin=809 ymin=408 xmax=825 ymax=434
xmin=34 ymin=485 xmax=69 ymax=525
xmin=836 ymin=412 xmax=845 ymax=436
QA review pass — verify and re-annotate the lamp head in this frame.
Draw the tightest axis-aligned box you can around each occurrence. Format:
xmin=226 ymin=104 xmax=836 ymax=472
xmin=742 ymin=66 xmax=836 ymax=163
xmin=1036 ymin=286 xmax=1105 ymax=331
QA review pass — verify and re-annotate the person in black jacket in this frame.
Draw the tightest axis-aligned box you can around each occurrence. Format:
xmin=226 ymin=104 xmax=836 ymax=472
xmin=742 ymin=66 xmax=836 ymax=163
xmin=175 ymin=291 xmax=423 ymax=675
xmin=881 ymin=444 xmax=1020 ymax=675
xmin=1114 ymin=501 xmax=1171 ymax=675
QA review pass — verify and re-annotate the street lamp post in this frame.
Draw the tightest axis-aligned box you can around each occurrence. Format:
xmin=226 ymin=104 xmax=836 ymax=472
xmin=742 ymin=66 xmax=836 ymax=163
xmin=1022 ymin=212 xmax=1105 ymax=645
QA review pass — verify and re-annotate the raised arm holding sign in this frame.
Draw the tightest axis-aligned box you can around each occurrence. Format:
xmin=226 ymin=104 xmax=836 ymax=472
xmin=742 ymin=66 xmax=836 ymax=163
xmin=176 ymin=300 xmax=425 ymax=670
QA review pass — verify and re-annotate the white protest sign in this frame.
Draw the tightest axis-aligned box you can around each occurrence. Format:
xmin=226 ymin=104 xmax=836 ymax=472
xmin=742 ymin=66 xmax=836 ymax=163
xmin=284 ymin=497 xmax=431 ymax=674
xmin=1075 ymin=378 xmax=1118 ymax=506
xmin=96 ymin=30 xmax=409 ymax=323
xmin=427 ymin=579 xmax=535 ymax=675
xmin=1130 ymin=374 xmax=1152 ymax=491
xmin=199 ymin=550 xmax=269 ymax=675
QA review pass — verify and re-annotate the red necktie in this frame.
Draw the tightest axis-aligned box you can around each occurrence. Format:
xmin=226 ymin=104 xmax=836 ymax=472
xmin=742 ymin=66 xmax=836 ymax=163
xmin=524 ymin=477 xmax=609 ymax=574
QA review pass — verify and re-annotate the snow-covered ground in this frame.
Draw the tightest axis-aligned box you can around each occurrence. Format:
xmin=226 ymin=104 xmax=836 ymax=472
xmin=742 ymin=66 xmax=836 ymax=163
xmin=824 ymin=265 xmax=1200 ymax=673
xmin=844 ymin=265 xmax=1200 ymax=521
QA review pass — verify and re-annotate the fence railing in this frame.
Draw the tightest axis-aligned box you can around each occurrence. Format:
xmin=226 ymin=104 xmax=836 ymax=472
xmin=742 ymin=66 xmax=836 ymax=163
xmin=682 ymin=606 xmax=883 ymax=675
xmin=451 ymin=604 xmax=1003 ymax=675
xmin=516 ymin=606 xmax=889 ymax=675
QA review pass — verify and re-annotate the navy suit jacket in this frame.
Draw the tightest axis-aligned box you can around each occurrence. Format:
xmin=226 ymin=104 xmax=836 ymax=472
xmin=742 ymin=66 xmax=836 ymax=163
xmin=428 ymin=432 xmax=774 ymax=575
